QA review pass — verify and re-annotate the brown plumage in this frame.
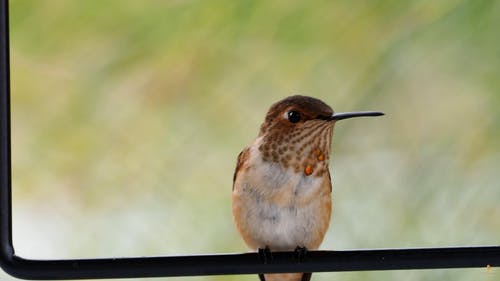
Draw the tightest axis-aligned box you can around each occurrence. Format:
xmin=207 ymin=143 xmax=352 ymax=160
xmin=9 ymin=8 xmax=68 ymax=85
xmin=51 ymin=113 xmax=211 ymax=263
xmin=232 ymin=95 xmax=383 ymax=281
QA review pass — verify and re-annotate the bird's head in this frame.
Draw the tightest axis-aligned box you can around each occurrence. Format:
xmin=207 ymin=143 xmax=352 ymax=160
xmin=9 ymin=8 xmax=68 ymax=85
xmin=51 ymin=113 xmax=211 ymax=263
xmin=257 ymin=95 xmax=383 ymax=176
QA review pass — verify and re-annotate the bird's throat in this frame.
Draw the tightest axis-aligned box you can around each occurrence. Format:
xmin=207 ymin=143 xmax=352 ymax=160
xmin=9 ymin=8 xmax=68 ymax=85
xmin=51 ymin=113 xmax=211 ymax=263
xmin=257 ymin=120 xmax=333 ymax=178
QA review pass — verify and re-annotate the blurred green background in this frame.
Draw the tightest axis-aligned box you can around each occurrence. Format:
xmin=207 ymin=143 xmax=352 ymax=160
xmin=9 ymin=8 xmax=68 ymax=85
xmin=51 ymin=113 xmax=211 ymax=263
xmin=4 ymin=0 xmax=500 ymax=280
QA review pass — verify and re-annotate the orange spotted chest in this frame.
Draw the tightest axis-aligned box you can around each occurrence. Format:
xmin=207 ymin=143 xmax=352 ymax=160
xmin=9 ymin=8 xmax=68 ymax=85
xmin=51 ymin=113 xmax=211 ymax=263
xmin=304 ymin=165 xmax=313 ymax=175
xmin=258 ymin=120 xmax=333 ymax=177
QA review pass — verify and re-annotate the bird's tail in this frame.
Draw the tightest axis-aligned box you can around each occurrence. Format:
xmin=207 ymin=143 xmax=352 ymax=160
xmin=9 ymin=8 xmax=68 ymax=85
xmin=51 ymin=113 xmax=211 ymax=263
xmin=262 ymin=273 xmax=312 ymax=281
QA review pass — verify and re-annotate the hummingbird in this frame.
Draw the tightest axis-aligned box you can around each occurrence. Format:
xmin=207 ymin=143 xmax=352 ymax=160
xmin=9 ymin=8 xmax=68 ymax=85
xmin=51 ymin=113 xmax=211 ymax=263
xmin=232 ymin=95 xmax=384 ymax=281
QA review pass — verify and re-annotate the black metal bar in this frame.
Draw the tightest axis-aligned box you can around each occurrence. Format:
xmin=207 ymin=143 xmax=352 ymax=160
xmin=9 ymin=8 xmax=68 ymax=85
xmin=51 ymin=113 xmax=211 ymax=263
xmin=0 ymin=0 xmax=499 ymax=280
xmin=0 ymin=0 xmax=15 ymax=270
xmin=1 ymin=247 xmax=499 ymax=280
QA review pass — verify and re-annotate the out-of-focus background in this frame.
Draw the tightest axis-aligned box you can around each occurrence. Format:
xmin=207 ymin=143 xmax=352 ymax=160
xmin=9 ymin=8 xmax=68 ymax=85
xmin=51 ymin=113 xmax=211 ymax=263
xmin=4 ymin=0 xmax=499 ymax=280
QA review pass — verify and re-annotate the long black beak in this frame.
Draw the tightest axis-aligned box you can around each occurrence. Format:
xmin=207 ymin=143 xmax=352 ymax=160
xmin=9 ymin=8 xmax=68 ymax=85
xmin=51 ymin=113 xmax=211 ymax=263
xmin=330 ymin=111 xmax=384 ymax=121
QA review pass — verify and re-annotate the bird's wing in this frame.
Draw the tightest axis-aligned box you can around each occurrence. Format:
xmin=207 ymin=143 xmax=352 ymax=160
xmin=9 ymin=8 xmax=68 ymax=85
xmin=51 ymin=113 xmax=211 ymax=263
xmin=326 ymin=168 xmax=332 ymax=193
xmin=232 ymin=146 xmax=250 ymax=191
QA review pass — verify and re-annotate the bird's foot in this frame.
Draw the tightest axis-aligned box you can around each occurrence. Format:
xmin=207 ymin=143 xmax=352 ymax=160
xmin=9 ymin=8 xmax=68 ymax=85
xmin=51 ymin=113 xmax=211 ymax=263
xmin=294 ymin=246 xmax=311 ymax=281
xmin=258 ymin=246 xmax=273 ymax=264
xmin=258 ymin=246 xmax=272 ymax=281
xmin=294 ymin=246 xmax=308 ymax=263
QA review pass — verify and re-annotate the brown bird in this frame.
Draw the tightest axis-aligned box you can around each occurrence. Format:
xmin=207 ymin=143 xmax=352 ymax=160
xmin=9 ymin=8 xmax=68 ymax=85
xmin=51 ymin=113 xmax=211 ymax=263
xmin=232 ymin=95 xmax=383 ymax=281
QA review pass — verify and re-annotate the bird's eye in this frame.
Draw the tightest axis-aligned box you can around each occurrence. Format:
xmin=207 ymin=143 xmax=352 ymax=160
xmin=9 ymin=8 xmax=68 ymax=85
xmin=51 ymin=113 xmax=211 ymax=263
xmin=287 ymin=110 xmax=302 ymax=123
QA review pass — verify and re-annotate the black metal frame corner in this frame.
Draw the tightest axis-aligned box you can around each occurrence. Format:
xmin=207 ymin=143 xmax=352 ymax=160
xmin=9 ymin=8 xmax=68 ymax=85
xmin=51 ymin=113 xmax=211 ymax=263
xmin=1 ymin=0 xmax=499 ymax=279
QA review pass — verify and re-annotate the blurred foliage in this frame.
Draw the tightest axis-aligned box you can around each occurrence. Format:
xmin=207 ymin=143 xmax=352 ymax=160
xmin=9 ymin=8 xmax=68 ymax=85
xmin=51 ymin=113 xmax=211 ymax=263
xmin=3 ymin=0 xmax=500 ymax=280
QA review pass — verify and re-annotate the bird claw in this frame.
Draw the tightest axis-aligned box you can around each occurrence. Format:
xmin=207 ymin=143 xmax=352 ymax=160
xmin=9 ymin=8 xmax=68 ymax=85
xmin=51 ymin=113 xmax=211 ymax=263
xmin=295 ymin=247 xmax=311 ymax=281
xmin=258 ymin=246 xmax=273 ymax=264
xmin=258 ymin=247 xmax=272 ymax=281
xmin=294 ymin=246 xmax=308 ymax=263
xmin=258 ymin=247 xmax=310 ymax=281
